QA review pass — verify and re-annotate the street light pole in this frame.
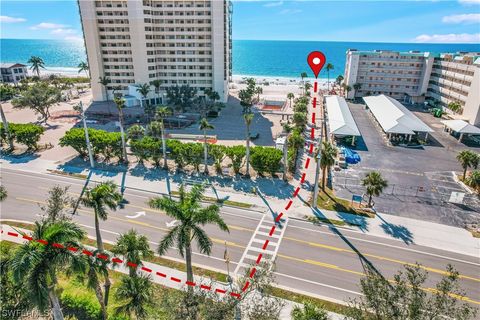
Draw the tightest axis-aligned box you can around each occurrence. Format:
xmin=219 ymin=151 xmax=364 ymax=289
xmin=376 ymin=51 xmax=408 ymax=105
xmin=79 ymin=101 xmax=95 ymax=169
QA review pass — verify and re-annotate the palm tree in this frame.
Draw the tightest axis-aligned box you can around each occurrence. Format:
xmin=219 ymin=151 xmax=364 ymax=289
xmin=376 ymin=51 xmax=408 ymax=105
xmin=457 ymin=150 xmax=479 ymax=180
xmin=136 ymin=83 xmax=151 ymax=109
xmin=344 ymin=84 xmax=352 ymax=98
xmin=11 ymin=220 xmax=86 ymax=320
xmin=114 ymin=96 xmax=128 ymax=163
xmin=300 ymin=72 xmax=307 ymax=84
xmin=83 ymin=249 xmax=111 ymax=320
xmin=448 ymin=101 xmax=462 ymax=114
xmin=0 ymin=83 xmax=15 ymax=150
xmin=81 ymin=181 xmax=123 ymax=251
xmin=254 ymin=86 xmax=263 ymax=102
xmin=155 ymin=106 xmax=172 ymax=169
xmin=287 ymin=93 xmax=295 ymax=108
xmin=467 ymin=170 xmax=480 ymax=191
xmin=0 ymin=185 xmax=6 ymax=201
xmin=78 ymin=61 xmax=89 ymax=77
xmin=292 ymin=301 xmax=329 ymax=320
xmin=115 ymin=274 xmax=154 ymax=320
xmin=98 ymin=76 xmax=111 ymax=101
xmin=80 ymin=181 xmax=122 ymax=306
xmin=362 ymin=171 xmax=388 ymax=207
xmin=150 ymin=79 xmax=162 ymax=104
xmin=244 ymin=112 xmax=254 ymax=177
xmin=335 ymin=75 xmax=344 ymax=87
xmin=127 ymin=124 xmax=145 ymax=141
xmin=199 ymin=118 xmax=214 ymax=174
xmin=112 ymin=229 xmax=153 ymax=277
xmin=304 ymin=82 xmax=312 ymax=96
xmin=28 ymin=56 xmax=45 ymax=77
xmin=319 ymin=141 xmax=337 ymax=189
xmin=148 ymin=184 xmax=229 ymax=285
xmin=353 ymin=83 xmax=362 ymax=98
xmin=326 ymin=63 xmax=334 ymax=92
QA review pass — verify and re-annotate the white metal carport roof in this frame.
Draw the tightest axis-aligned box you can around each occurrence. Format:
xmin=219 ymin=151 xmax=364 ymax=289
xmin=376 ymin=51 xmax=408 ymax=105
xmin=363 ymin=95 xmax=433 ymax=135
xmin=325 ymin=95 xmax=361 ymax=137
xmin=441 ymin=120 xmax=480 ymax=135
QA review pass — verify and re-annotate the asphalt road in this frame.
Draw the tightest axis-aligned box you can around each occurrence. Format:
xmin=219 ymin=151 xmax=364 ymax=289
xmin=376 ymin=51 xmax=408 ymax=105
xmin=1 ymin=168 xmax=479 ymax=306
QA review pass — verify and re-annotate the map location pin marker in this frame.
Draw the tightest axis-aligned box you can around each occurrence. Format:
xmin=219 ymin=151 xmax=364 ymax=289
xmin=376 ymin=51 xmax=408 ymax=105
xmin=307 ymin=51 xmax=326 ymax=78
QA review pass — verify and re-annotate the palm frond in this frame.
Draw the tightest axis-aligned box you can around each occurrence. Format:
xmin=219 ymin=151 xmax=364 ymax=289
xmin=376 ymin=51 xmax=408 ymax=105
xmin=191 ymin=225 xmax=213 ymax=255
xmin=158 ymin=225 xmax=180 ymax=256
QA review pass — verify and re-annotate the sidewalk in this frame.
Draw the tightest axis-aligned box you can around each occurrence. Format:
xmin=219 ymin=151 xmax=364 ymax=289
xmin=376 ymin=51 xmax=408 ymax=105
xmin=2 ymin=156 xmax=479 ymax=257
xmin=0 ymin=224 xmax=345 ymax=320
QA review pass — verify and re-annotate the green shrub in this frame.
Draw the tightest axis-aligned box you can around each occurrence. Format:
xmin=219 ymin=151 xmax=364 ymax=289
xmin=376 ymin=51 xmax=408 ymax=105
xmin=250 ymin=146 xmax=283 ymax=176
xmin=0 ymin=122 xmax=45 ymax=150
xmin=225 ymin=145 xmax=246 ymax=174
xmin=60 ymin=128 xmax=122 ymax=162
xmin=60 ymin=292 xmax=101 ymax=320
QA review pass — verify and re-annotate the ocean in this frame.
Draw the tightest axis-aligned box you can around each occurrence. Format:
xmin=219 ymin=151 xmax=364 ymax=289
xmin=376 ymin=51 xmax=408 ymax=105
xmin=1 ymin=38 xmax=479 ymax=79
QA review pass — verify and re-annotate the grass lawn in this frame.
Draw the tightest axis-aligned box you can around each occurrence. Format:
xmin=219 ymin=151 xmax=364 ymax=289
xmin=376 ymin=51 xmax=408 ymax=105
xmin=315 ymin=187 xmax=374 ymax=218
xmin=170 ymin=190 xmax=253 ymax=209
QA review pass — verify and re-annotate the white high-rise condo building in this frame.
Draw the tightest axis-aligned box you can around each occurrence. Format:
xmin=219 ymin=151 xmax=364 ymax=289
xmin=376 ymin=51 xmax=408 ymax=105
xmin=344 ymin=49 xmax=480 ymax=126
xmin=78 ymin=0 xmax=232 ymax=105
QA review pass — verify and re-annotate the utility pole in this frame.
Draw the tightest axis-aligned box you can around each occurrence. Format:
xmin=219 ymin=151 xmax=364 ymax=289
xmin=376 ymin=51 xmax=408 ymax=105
xmin=79 ymin=101 xmax=95 ymax=168
xmin=313 ymin=97 xmax=325 ymax=208
xmin=283 ymin=134 xmax=288 ymax=182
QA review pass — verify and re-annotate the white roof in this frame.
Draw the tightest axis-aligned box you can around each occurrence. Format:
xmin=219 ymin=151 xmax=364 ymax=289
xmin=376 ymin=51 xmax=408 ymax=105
xmin=441 ymin=120 xmax=480 ymax=135
xmin=363 ymin=95 xmax=433 ymax=134
xmin=325 ymin=95 xmax=360 ymax=136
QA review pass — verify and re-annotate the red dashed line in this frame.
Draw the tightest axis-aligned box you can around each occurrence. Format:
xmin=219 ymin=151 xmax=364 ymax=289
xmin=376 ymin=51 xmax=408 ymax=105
xmin=300 ymin=173 xmax=306 ymax=183
xmin=97 ymin=254 xmax=109 ymax=260
xmin=230 ymin=292 xmax=241 ymax=299
xmin=275 ymin=212 xmax=284 ymax=223
xmin=262 ymin=239 xmax=270 ymax=250
xmin=293 ymin=187 xmax=300 ymax=197
xmin=0 ymin=79 xmax=319 ymax=303
xmin=285 ymin=200 xmax=293 ymax=210
xmin=310 ymin=127 xmax=315 ymax=139
xmin=269 ymin=226 xmax=276 ymax=236
xmin=314 ymin=82 xmax=318 ymax=92
xmin=242 ymin=281 xmax=250 ymax=292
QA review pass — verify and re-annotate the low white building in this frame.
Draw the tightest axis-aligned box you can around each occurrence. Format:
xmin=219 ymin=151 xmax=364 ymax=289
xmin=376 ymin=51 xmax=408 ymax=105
xmin=363 ymin=95 xmax=433 ymax=140
xmin=1 ymin=63 xmax=28 ymax=84
xmin=325 ymin=95 xmax=361 ymax=144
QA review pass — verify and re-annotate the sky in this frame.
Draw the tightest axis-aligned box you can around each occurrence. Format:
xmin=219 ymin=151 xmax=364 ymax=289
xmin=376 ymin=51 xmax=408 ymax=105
xmin=0 ymin=0 xmax=479 ymax=43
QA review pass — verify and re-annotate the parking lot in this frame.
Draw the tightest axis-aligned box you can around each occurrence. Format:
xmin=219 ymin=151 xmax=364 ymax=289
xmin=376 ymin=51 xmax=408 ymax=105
xmin=333 ymin=102 xmax=480 ymax=228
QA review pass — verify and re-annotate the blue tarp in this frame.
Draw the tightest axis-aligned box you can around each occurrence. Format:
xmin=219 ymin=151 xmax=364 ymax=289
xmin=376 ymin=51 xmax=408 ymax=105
xmin=340 ymin=146 xmax=361 ymax=164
